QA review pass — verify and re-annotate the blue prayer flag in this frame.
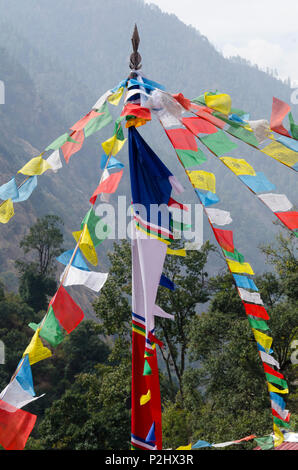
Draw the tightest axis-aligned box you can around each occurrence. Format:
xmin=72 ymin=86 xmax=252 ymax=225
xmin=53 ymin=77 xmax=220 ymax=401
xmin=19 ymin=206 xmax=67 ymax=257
xmin=233 ymin=274 xmax=258 ymax=292
xmin=15 ymin=355 xmax=35 ymax=396
xmin=56 ymin=248 xmax=90 ymax=271
xmin=239 ymin=172 xmax=275 ymax=194
xmin=12 ymin=176 xmax=37 ymax=202
xmin=0 ymin=178 xmax=18 ymax=200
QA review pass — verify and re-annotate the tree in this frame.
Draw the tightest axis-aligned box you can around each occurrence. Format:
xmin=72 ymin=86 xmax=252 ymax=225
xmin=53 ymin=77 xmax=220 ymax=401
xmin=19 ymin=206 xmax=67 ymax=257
xmin=15 ymin=215 xmax=64 ymax=311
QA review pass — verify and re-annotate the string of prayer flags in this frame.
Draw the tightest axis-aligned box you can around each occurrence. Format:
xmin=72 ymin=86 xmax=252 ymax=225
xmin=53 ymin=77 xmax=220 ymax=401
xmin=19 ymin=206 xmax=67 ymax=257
xmin=50 ymin=286 xmax=84 ymax=334
xmin=18 ymin=155 xmax=52 ymax=176
xmin=72 ymin=224 xmax=98 ymax=265
xmin=60 ymin=265 xmax=108 ymax=292
xmin=0 ymin=199 xmax=14 ymax=224
xmin=0 ymin=400 xmax=37 ymax=450
xmin=28 ymin=306 xmax=65 ymax=348
xmin=89 ymin=170 xmax=123 ymax=205
xmin=22 ymin=328 xmax=52 ymax=365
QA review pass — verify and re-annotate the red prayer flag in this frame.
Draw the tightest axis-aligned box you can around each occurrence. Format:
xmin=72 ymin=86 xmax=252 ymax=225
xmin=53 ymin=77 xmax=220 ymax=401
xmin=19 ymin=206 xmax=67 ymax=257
xmin=234 ymin=435 xmax=256 ymax=444
xmin=70 ymin=110 xmax=102 ymax=131
xmin=121 ymin=103 xmax=151 ymax=121
xmin=243 ymin=303 xmax=270 ymax=320
xmin=263 ymin=363 xmax=285 ymax=379
xmin=148 ymin=331 xmax=164 ymax=349
xmin=212 ymin=228 xmax=234 ymax=252
xmin=89 ymin=170 xmax=123 ymax=205
xmin=168 ymin=197 xmax=189 ymax=211
xmin=270 ymin=97 xmax=291 ymax=137
xmin=274 ymin=211 xmax=298 ymax=230
xmin=182 ymin=116 xmax=218 ymax=135
xmin=0 ymin=400 xmax=37 ymax=450
xmin=272 ymin=408 xmax=290 ymax=423
xmin=61 ymin=129 xmax=85 ymax=163
xmin=172 ymin=93 xmax=191 ymax=110
xmin=50 ymin=286 xmax=84 ymax=333
xmin=165 ymin=128 xmax=197 ymax=151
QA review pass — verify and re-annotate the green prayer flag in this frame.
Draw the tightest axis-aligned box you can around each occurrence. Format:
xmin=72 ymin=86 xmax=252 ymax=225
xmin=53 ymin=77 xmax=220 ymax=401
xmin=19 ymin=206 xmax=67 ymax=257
xmin=114 ymin=117 xmax=125 ymax=141
xmin=223 ymin=248 xmax=245 ymax=264
xmin=273 ymin=417 xmax=290 ymax=429
xmin=81 ymin=208 xmax=111 ymax=247
xmin=265 ymin=373 xmax=288 ymax=389
xmin=247 ymin=317 xmax=269 ymax=331
xmin=254 ymin=435 xmax=274 ymax=450
xmin=143 ymin=359 xmax=152 ymax=376
xmin=289 ymin=113 xmax=298 ymax=140
xmin=192 ymin=94 xmax=206 ymax=105
xmin=144 ymin=351 xmax=154 ymax=357
xmin=45 ymin=133 xmax=79 ymax=151
xmin=227 ymin=125 xmax=259 ymax=147
xmin=28 ymin=306 xmax=65 ymax=347
xmin=199 ymin=130 xmax=238 ymax=156
xmin=84 ymin=102 xmax=113 ymax=138
xmin=176 ymin=148 xmax=207 ymax=168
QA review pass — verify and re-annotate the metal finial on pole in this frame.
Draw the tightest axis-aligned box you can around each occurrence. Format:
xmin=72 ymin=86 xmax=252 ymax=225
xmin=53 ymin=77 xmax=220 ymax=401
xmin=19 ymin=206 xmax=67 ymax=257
xmin=129 ymin=24 xmax=142 ymax=73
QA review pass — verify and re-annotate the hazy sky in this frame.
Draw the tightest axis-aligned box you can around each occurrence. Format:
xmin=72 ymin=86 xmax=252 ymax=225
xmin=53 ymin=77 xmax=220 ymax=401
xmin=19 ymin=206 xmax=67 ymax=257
xmin=144 ymin=0 xmax=298 ymax=85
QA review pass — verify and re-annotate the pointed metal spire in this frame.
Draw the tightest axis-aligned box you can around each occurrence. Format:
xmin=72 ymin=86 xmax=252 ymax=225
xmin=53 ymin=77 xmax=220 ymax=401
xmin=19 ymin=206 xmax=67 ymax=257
xmin=129 ymin=24 xmax=142 ymax=71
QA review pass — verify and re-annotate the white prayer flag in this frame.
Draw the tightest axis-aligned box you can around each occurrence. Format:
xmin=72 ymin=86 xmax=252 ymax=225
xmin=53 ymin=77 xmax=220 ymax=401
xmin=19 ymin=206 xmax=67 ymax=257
xmin=238 ymin=288 xmax=264 ymax=305
xmin=258 ymin=193 xmax=293 ymax=212
xmin=46 ymin=149 xmax=63 ymax=173
xmin=206 ymin=208 xmax=232 ymax=226
xmin=259 ymin=351 xmax=280 ymax=369
xmin=61 ymin=265 xmax=108 ymax=292
xmin=0 ymin=378 xmax=44 ymax=409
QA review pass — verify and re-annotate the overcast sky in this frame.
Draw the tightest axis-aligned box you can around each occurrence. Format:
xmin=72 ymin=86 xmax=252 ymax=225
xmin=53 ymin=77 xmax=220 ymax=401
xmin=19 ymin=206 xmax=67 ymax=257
xmin=144 ymin=0 xmax=298 ymax=85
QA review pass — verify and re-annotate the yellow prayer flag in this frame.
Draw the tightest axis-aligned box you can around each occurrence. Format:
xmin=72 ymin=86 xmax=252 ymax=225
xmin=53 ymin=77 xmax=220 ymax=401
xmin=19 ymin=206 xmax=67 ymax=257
xmin=166 ymin=247 xmax=186 ymax=257
xmin=125 ymin=117 xmax=148 ymax=128
xmin=23 ymin=328 xmax=52 ymax=365
xmin=176 ymin=443 xmax=192 ymax=450
xmin=273 ymin=424 xmax=284 ymax=448
xmin=102 ymin=135 xmax=127 ymax=156
xmin=226 ymin=259 xmax=254 ymax=275
xmin=0 ymin=199 xmax=14 ymax=224
xmin=220 ymin=157 xmax=256 ymax=176
xmin=205 ymin=92 xmax=232 ymax=115
xmin=261 ymin=140 xmax=298 ymax=167
xmin=186 ymin=170 xmax=216 ymax=193
xmin=252 ymin=329 xmax=272 ymax=353
xmin=140 ymin=389 xmax=151 ymax=406
xmin=267 ymin=383 xmax=289 ymax=395
xmin=18 ymin=155 xmax=52 ymax=176
xmin=73 ymin=225 xmax=98 ymax=266
xmin=107 ymin=87 xmax=124 ymax=106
